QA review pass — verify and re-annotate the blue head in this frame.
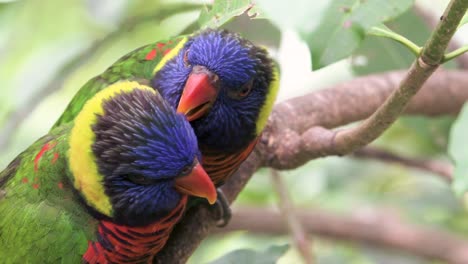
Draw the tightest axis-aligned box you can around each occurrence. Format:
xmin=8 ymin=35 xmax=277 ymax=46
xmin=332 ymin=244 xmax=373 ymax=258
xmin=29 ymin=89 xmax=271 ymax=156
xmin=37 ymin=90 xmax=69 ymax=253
xmin=152 ymin=29 xmax=275 ymax=153
xmin=91 ymin=88 xmax=216 ymax=226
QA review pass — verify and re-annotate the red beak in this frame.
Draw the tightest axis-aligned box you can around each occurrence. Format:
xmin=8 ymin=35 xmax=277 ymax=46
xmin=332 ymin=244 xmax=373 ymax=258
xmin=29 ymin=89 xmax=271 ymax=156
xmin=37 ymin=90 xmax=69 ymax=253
xmin=174 ymin=160 xmax=217 ymax=204
xmin=177 ymin=65 xmax=220 ymax=121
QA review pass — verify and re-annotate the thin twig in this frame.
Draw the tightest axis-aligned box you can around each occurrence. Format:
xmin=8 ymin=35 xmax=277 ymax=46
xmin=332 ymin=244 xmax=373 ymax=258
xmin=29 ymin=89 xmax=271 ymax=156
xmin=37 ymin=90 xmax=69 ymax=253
xmin=421 ymin=0 xmax=468 ymax=65
xmin=265 ymin=0 xmax=468 ymax=169
xmin=333 ymin=0 xmax=467 ymax=155
xmin=352 ymin=146 xmax=453 ymax=181
xmin=414 ymin=4 xmax=468 ymax=69
xmin=270 ymin=170 xmax=314 ymax=264
xmin=217 ymin=207 xmax=468 ymax=264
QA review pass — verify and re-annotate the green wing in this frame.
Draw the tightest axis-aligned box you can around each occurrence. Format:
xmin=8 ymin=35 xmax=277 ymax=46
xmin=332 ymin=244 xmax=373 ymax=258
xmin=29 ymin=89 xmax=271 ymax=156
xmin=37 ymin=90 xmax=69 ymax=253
xmin=53 ymin=36 xmax=187 ymax=129
xmin=0 ymin=126 xmax=94 ymax=262
xmin=0 ymin=158 xmax=20 ymax=191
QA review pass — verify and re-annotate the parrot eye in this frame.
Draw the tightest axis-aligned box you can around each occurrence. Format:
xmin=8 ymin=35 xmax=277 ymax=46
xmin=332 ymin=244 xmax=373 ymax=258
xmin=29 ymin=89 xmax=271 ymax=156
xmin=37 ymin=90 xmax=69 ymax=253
xmin=180 ymin=165 xmax=192 ymax=176
xmin=239 ymin=81 xmax=253 ymax=97
xmin=228 ymin=80 xmax=253 ymax=100
xmin=126 ymin=174 xmax=156 ymax=185
xmin=183 ymin=49 xmax=190 ymax=67
xmin=180 ymin=159 xmax=197 ymax=176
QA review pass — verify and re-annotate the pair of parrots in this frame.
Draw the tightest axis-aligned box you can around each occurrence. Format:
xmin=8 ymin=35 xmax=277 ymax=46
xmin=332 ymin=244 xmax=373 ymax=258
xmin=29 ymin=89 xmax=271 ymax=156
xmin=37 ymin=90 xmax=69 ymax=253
xmin=0 ymin=29 xmax=279 ymax=263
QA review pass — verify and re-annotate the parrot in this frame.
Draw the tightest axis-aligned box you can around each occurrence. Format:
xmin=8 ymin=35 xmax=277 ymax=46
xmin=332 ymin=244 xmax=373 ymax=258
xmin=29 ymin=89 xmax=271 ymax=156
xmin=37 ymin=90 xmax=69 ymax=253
xmin=0 ymin=81 xmax=217 ymax=263
xmin=53 ymin=29 xmax=279 ymax=189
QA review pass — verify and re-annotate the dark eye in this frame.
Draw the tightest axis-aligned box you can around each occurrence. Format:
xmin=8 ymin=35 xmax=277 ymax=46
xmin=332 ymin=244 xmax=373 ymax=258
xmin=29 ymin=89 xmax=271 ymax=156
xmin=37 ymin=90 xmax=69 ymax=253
xmin=183 ymin=49 xmax=190 ymax=67
xmin=126 ymin=174 xmax=155 ymax=185
xmin=180 ymin=165 xmax=192 ymax=176
xmin=228 ymin=80 xmax=253 ymax=100
xmin=239 ymin=81 xmax=253 ymax=97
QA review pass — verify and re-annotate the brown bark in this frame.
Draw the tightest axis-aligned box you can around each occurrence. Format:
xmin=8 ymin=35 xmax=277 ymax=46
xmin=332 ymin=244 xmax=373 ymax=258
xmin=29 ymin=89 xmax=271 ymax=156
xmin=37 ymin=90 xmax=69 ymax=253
xmin=265 ymin=69 xmax=468 ymax=170
xmin=218 ymin=207 xmax=468 ymax=264
xmin=353 ymin=147 xmax=453 ymax=181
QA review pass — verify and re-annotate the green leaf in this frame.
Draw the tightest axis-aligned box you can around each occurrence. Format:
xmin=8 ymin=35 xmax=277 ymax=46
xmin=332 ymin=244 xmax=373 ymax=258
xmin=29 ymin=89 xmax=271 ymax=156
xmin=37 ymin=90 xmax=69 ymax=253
xmin=123 ymin=1 xmax=203 ymax=24
xmin=209 ymin=244 xmax=289 ymax=264
xmin=352 ymin=9 xmax=440 ymax=75
xmin=256 ymin=0 xmax=330 ymax=32
xmin=246 ymin=5 xmax=266 ymax=19
xmin=449 ymin=103 xmax=468 ymax=196
xmin=453 ymin=165 xmax=468 ymax=196
xmin=302 ymin=0 xmax=414 ymax=70
xmin=198 ymin=0 xmax=257 ymax=29
xmin=458 ymin=11 xmax=468 ymax=29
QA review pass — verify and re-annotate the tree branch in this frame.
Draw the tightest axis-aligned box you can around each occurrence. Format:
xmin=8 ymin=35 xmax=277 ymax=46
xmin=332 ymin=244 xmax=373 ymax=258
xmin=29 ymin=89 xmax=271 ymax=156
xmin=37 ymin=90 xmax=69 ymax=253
xmin=352 ymin=147 xmax=453 ymax=181
xmin=217 ymin=207 xmax=468 ymax=264
xmin=264 ymin=0 xmax=467 ymax=171
xmin=266 ymin=70 xmax=468 ymax=170
xmin=271 ymin=170 xmax=314 ymax=263
xmin=156 ymin=68 xmax=468 ymax=263
xmin=414 ymin=4 xmax=468 ymax=69
xmin=284 ymin=0 xmax=466 ymax=162
xmin=420 ymin=0 xmax=467 ymax=66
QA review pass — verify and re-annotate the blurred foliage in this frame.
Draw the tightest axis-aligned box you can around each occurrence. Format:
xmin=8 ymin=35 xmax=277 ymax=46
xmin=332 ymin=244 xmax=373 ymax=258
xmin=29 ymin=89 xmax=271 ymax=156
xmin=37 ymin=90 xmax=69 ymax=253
xmin=0 ymin=0 xmax=467 ymax=263
xmin=352 ymin=9 xmax=430 ymax=75
xmin=257 ymin=0 xmax=415 ymax=69
xmin=305 ymin=0 xmax=414 ymax=70
xmin=449 ymin=104 xmax=468 ymax=196
xmin=352 ymin=8 xmax=457 ymax=75
xmin=198 ymin=0 xmax=255 ymax=28
xmin=460 ymin=11 xmax=468 ymax=28
xmin=208 ymin=244 xmax=289 ymax=264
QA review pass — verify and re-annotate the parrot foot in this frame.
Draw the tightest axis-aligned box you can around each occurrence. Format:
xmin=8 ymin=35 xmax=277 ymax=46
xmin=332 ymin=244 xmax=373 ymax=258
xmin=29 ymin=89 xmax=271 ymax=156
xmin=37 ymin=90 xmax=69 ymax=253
xmin=211 ymin=189 xmax=231 ymax=227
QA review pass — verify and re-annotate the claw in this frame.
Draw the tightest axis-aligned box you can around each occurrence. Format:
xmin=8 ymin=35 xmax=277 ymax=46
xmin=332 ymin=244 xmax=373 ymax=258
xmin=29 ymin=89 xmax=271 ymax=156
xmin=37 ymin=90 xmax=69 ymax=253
xmin=187 ymin=188 xmax=232 ymax=227
xmin=211 ymin=189 xmax=232 ymax=227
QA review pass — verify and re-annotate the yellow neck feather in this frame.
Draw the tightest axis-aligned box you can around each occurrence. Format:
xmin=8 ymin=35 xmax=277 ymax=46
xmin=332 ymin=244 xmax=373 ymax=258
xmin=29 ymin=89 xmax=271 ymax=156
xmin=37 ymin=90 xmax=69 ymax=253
xmin=68 ymin=81 xmax=155 ymax=217
xmin=256 ymin=66 xmax=280 ymax=134
xmin=153 ymin=37 xmax=188 ymax=74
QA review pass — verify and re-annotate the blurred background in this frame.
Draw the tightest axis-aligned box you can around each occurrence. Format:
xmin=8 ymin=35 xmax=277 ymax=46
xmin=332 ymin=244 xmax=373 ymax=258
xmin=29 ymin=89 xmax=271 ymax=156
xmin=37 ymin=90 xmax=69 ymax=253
xmin=0 ymin=0 xmax=467 ymax=263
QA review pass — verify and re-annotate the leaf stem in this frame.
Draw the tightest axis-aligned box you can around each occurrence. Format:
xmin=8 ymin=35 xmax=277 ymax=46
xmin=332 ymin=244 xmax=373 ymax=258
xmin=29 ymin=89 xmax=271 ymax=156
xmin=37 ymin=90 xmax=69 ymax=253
xmin=421 ymin=0 xmax=468 ymax=65
xmin=369 ymin=26 xmax=421 ymax=57
xmin=308 ymin=0 xmax=467 ymax=157
xmin=443 ymin=45 xmax=468 ymax=62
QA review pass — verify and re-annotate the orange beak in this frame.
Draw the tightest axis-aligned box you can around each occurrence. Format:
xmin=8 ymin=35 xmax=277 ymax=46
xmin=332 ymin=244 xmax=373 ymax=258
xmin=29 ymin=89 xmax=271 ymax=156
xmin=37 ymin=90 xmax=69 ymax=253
xmin=177 ymin=65 xmax=220 ymax=121
xmin=174 ymin=161 xmax=217 ymax=204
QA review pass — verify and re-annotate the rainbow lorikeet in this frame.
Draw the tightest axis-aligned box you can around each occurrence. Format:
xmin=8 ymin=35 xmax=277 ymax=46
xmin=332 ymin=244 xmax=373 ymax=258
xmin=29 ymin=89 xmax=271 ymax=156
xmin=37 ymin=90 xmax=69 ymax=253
xmin=53 ymin=29 xmax=279 ymax=190
xmin=0 ymin=81 xmax=217 ymax=263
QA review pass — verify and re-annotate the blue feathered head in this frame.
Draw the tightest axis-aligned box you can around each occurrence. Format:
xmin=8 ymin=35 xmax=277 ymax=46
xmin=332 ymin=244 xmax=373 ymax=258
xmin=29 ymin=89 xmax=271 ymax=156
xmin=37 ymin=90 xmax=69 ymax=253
xmin=91 ymin=88 xmax=216 ymax=226
xmin=152 ymin=29 xmax=276 ymax=152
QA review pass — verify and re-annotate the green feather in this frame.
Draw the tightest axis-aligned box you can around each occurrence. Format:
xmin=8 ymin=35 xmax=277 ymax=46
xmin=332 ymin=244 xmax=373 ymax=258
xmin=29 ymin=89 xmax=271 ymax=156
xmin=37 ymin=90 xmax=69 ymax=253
xmin=53 ymin=35 xmax=186 ymax=129
xmin=0 ymin=125 xmax=94 ymax=262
